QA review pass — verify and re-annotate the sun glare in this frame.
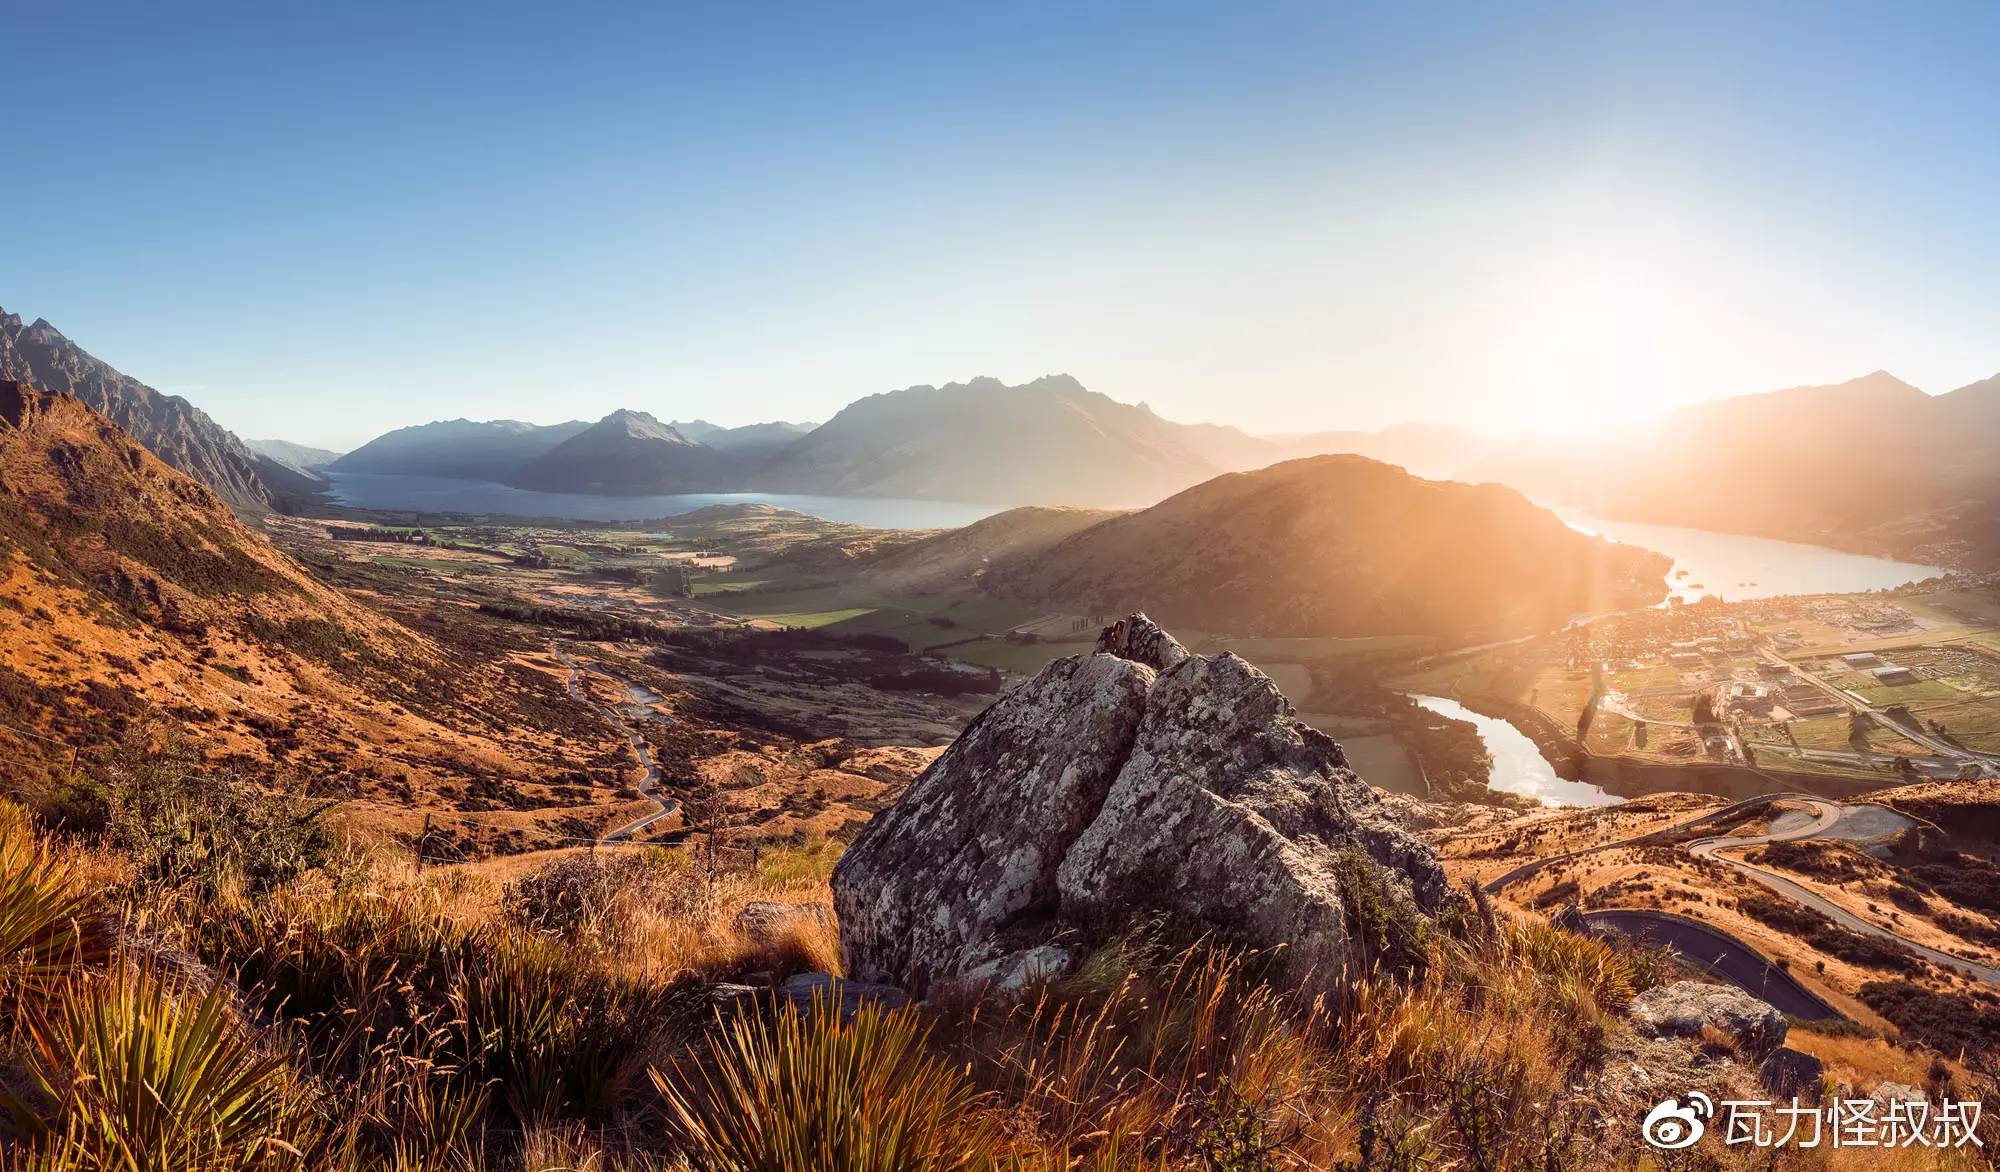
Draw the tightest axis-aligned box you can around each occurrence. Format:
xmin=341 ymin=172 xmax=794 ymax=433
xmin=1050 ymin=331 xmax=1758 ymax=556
xmin=1488 ymin=251 xmax=1736 ymax=436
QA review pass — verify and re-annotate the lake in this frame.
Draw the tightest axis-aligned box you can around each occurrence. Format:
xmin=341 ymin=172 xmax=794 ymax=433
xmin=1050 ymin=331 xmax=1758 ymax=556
xmin=325 ymin=474 xmax=1953 ymax=603
xmin=1553 ymin=506 xmax=1948 ymax=604
xmin=322 ymin=473 xmax=1004 ymax=529
xmin=1411 ymin=694 xmax=1618 ymax=807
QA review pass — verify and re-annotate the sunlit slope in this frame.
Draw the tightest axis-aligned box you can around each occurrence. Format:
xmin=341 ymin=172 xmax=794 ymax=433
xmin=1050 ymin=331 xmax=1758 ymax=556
xmin=982 ymin=455 xmax=1670 ymax=639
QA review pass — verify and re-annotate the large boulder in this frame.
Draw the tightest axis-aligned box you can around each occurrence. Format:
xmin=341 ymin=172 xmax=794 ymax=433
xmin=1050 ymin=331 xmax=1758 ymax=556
xmin=833 ymin=614 xmax=1457 ymax=997
xmin=1057 ymin=651 xmax=1456 ymax=980
xmin=832 ymin=650 xmax=1156 ymax=994
xmin=1629 ymin=981 xmax=1788 ymax=1056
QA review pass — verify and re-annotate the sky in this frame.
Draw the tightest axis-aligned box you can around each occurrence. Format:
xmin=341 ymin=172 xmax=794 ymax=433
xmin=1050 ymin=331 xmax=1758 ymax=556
xmin=4 ymin=1 xmax=1998 ymax=450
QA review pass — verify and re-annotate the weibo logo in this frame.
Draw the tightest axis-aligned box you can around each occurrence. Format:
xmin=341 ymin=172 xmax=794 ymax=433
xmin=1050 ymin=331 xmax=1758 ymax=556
xmin=1642 ymin=1093 xmax=1715 ymax=1150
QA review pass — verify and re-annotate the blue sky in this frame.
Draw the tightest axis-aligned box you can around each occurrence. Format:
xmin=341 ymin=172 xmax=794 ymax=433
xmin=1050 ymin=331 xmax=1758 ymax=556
xmin=5 ymin=1 xmax=1997 ymax=448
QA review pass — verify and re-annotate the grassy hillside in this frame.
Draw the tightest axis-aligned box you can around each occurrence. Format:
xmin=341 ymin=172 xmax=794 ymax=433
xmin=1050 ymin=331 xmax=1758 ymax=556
xmin=983 ymin=455 xmax=1671 ymax=641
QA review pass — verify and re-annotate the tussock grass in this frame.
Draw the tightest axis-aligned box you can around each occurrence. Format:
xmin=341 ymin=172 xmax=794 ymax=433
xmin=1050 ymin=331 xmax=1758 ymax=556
xmin=0 ymin=802 xmax=112 ymax=1017
xmin=3 ymin=799 xmax=1994 ymax=1169
xmin=5 ymin=959 xmax=321 ymax=1170
xmin=653 ymin=991 xmax=1005 ymax=1171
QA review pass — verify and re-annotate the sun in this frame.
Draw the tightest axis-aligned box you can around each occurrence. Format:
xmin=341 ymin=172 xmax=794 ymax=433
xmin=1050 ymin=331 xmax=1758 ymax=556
xmin=1485 ymin=251 xmax=1741 ymax=436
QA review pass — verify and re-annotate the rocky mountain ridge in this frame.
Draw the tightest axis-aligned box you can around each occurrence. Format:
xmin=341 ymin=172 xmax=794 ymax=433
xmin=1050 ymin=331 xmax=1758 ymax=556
xmin=0 ymin=309 xmax=320 ymax=513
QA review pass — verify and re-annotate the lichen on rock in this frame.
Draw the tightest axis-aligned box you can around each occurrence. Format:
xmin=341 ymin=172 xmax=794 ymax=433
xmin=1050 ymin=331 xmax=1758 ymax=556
xmin=833 ymin=613 xmax=1458 ymax=998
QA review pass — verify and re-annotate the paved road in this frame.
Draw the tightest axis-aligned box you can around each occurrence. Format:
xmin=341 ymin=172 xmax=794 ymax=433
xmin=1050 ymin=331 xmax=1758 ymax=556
xmin=1482 ymin=792 xmax=1811 ymax=894
xmin=1495 ymin=791 xmax=2000 ymax=1011
xmin=1689 ymin=803 xmax=2000 ymax=985
xmin=1580 ymin=910 xmax=1839 ymax=1020
xmin=554 ymin=644 xmax=678 ymax=843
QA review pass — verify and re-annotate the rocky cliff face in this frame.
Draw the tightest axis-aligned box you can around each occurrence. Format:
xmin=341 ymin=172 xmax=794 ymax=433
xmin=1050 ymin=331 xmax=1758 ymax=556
xmin=0 ymin=310 xmax=318 ymax=513
xmin=831 ymin=615 xmax=1457 ymax=997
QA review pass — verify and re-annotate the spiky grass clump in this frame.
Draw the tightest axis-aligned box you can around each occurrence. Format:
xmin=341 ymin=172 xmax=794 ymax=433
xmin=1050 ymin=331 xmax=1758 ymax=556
xmin=0 ymin=802 xmax=110 ymax=1017
xmin=652 ymin=994 xmax=1006 ymax=1172
xmin=6 ymin=960 xmax=319 ymax=1171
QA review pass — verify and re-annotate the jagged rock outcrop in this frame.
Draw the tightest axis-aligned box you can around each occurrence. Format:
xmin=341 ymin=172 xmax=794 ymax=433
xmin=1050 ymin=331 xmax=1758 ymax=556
xmin=1629 ymin=981 xmax=1787 ymax=1056
xmin=832 ymin=614 xmax=1457 ymax=997
xmin=831 ymin=651 xmax=1156 ymax=995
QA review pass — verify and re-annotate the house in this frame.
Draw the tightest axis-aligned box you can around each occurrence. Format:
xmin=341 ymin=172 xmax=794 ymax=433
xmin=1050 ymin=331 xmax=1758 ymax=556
xmin=1842 ymin=652 xmax=1882 ymax=668
xmin=1727 ymin=682 xmax=1774 ymax=713
xmin=1870 ymin=664 xmax=1917 ymax=685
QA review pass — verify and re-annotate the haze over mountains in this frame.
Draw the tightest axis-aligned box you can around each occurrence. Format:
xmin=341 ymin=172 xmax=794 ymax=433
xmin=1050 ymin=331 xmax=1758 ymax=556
xmin=325 ymin=373 xmax=1482 ymax=508
xmin=1469 ymin=370 xmax=2000 ymax=562
xmin=2 ymin=305 xmax=1994 ymax=565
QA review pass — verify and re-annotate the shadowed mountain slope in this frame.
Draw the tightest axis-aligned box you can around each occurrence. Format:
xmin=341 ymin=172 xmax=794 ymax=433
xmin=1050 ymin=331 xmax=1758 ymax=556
xmin=331 ymin=417 xmax=592 ymax=481
xmin=505 ymin=410 xmax=724 ymax=495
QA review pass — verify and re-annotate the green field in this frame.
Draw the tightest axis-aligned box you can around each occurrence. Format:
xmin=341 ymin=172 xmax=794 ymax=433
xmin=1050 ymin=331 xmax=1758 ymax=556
xmin=1917 ymin=701 xmax=2000 ymax=752
xmin=703 ymin=584 xmax=1050 ymax=650
xmin=1819 ymin=667 xmax=1970 ymax=707
xmin=1610 ymin=665 xmax=1681 ymax=691
xmin=370 ymin=556 xmax=493 ymax=573
xmin=690 ymin=577 xmax=773 ymax=597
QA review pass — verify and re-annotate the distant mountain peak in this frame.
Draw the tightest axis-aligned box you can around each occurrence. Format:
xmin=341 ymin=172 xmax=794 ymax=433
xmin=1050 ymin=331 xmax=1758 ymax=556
xmin=592 ymin=408 xmax=693 ymax=444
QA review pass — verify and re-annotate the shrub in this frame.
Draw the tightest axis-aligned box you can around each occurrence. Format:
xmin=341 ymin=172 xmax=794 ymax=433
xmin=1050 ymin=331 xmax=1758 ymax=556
xmin=39 ymin=723 xmax=335 ymax=899
xmin=502 ymin=849 xmax=705 ymax=949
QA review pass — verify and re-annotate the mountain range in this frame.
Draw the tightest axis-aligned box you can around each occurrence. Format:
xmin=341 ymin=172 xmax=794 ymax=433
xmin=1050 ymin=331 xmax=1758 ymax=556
xmin=320 ymin=374 xmax=1473 ymax=507
xmin=507 ymin=409 xmax=725 ymax=494
xmin=4 ymin=305 xmax=1995 ymax=563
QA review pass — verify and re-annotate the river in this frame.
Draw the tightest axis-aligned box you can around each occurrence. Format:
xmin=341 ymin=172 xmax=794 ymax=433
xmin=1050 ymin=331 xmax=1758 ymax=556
xmin=1553 ymin=506 xmax=1947 ymax=605
xmin=1411 ymin=694 xmax=1618 ymax=807
xmin=323 ymin=472 xmax=1004 ymax=529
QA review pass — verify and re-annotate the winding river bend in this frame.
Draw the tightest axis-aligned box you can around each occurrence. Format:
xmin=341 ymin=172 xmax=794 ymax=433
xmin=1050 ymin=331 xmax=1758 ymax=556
xmin=1410 ymin=694 xmax=1617 ymax=808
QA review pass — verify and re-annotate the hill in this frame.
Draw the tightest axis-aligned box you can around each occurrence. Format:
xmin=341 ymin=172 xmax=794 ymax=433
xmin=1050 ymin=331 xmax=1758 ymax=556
xmin=505 ymin=410 xmax=723 ymax=495
xmin=857 ymin=505 xmax=1123 ymax=595
xmin=0 ymin=308 xmax=320 ymax=512
xmin=249 ymin=438 xmax=343 ymax=474
xmin=981 ymin=455 xmax=1670 ymax=639
xmin=0 ymin=380 xmax=626 ymax=845
xmin=330 ymin=416 xmax=592 ymax=481
xmin=753 ymin=374 xmax=1234 ymax=506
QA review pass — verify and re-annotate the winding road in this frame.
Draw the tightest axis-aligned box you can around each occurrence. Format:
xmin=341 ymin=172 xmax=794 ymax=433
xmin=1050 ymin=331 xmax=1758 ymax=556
xmin=1491 ymin=791 xmax=2000 ymax=1011
xmin=553 ymin=644 xmax=678 ymax=843
xmin=1578 ymin=909 xmax=1838 ymax=1019
xmin=1687 ymin=800 xmax=2000 ymax=985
